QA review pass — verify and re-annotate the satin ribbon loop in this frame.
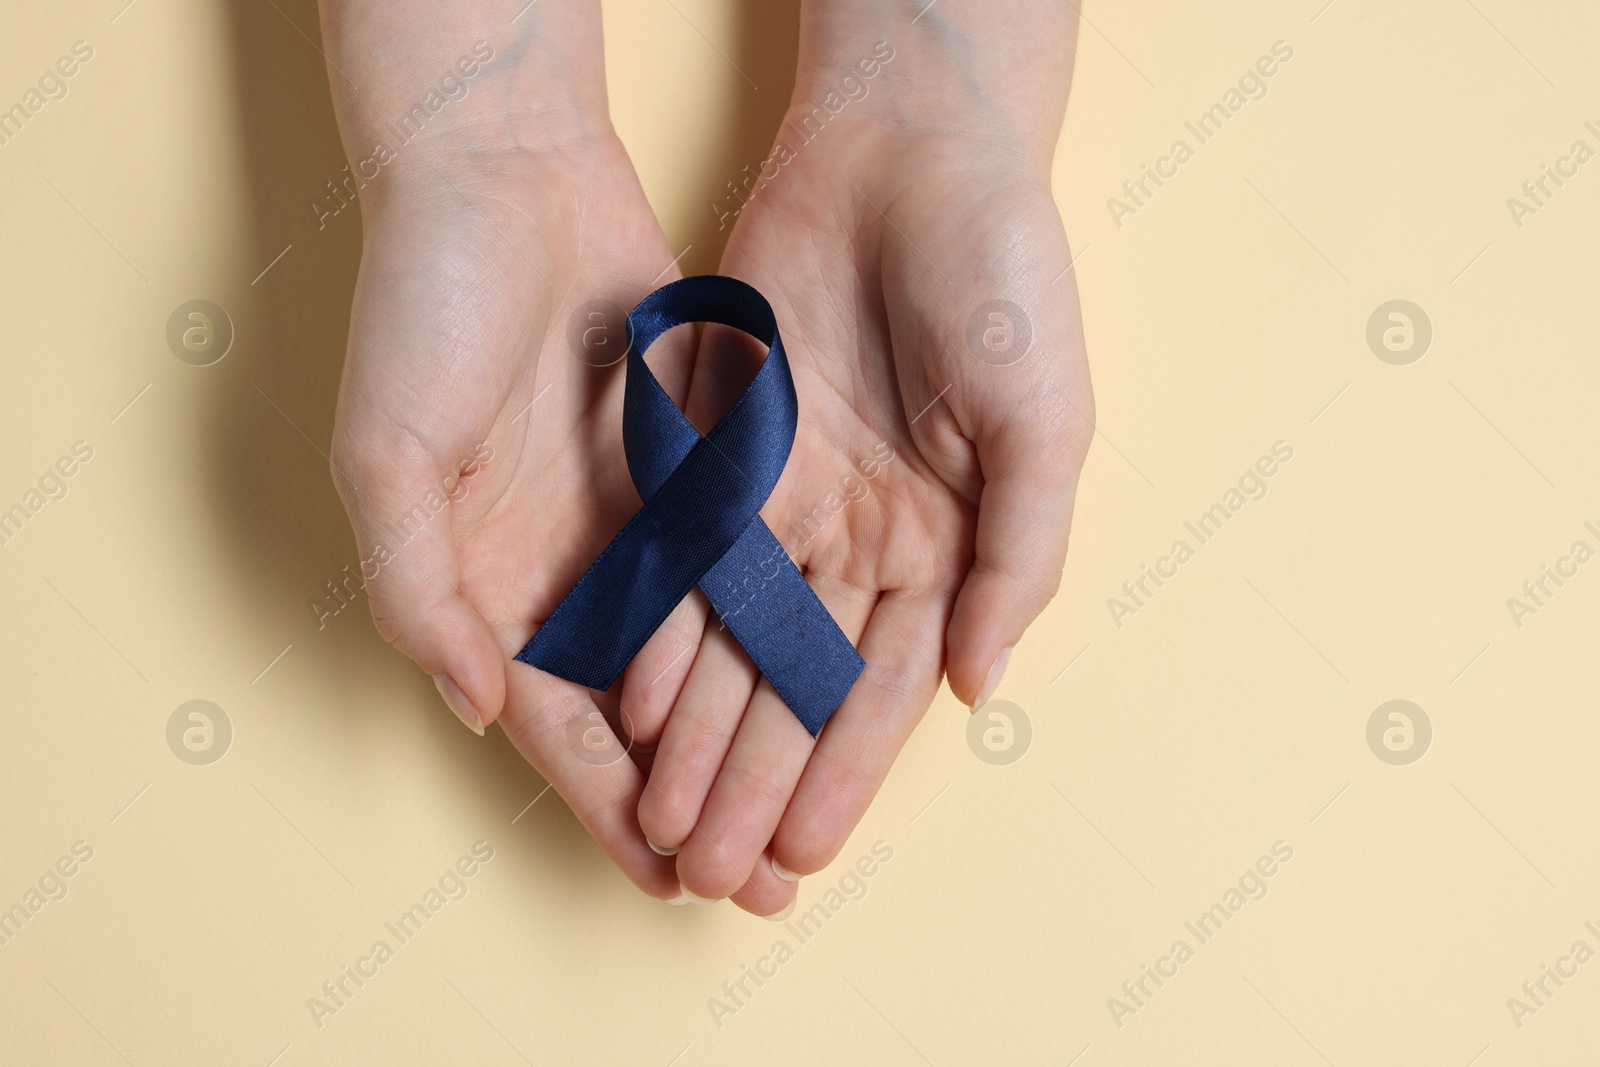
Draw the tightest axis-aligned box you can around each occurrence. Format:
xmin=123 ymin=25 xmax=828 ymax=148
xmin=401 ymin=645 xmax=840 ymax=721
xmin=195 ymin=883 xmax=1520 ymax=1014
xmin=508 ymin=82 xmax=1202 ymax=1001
xmin=516 ymin=276 xmax=864 ymax=736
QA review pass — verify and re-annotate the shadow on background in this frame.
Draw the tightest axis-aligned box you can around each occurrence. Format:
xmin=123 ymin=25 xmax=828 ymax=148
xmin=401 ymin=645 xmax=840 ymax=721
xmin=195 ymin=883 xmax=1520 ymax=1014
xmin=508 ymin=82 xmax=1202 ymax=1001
xmin=211 ymin=0 xmax=379 ymax=710
xmin=210 ymin=0 xmax=801 ymax=880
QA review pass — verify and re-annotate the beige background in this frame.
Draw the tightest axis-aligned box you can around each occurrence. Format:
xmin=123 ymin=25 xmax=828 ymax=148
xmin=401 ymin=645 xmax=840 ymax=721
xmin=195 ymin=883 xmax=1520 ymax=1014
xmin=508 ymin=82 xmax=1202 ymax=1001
xmin=2 ymin=0 xmax=1597 ymax=1063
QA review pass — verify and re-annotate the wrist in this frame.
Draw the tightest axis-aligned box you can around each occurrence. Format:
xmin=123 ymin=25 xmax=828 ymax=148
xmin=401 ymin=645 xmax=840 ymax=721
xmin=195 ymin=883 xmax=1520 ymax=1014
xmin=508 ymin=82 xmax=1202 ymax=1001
xmin=320 ymin=1 xmax=614 ymax=213
xmin=790 ymin=1 xmax=1073 ymax=169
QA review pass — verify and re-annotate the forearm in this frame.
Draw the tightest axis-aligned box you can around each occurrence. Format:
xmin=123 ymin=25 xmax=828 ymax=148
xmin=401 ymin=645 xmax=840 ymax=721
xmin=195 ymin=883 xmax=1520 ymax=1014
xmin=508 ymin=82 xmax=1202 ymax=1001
xmin=792 ymin=0 xmax=1076 ymax=166
xmin=316 ymin=0 xmax=613 ymax=206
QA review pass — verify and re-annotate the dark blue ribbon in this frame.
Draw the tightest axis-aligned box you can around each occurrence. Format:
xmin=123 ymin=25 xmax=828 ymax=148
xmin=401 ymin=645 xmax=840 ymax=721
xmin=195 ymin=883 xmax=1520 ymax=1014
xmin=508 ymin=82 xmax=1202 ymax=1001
xmin=516 ymin=276 xmax=864 ymax=736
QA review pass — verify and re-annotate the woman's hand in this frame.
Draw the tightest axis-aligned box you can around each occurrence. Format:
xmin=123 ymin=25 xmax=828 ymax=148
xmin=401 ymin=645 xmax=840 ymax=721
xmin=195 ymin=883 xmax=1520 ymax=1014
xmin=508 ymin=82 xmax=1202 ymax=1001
xmin=630 ymin=6 xmax=1092 ymax=914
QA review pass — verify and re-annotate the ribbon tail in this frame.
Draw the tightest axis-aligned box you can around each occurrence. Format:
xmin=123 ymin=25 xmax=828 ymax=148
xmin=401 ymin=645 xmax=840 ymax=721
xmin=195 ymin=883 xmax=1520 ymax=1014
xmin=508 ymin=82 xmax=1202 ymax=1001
xmin=698 ymin=520 xmax=864 ymax=736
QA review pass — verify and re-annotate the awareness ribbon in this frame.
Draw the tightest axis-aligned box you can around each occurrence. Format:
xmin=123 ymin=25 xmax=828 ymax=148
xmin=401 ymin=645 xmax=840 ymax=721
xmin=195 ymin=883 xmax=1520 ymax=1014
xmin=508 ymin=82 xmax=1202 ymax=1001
xmin=516 ymin=276 xmax=864 ymax=736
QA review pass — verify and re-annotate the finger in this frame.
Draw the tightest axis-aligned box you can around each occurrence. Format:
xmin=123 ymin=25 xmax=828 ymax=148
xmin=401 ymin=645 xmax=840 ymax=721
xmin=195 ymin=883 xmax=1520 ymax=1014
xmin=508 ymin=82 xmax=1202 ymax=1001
xmin=677 ymin=577 xmax=876 ymax=899
xmin=499 ymin=662 xmax=682 ymax=900
xmin=637 ymin=619 xmax=760 ymax=854
xmin=673 ymin=678 xmax=811 ymax=900
xmin=331 ymin=435 xmax=509 ymax=736
xmin=944 ymin=378 xmax=1092 ymax=707
xmin=774 ymin=590 xmax=949 ymax=876
xmin=727 ymin=848 xmax=801 ymax=918
xmin=618 ymin=590 xmax=709 ymax=746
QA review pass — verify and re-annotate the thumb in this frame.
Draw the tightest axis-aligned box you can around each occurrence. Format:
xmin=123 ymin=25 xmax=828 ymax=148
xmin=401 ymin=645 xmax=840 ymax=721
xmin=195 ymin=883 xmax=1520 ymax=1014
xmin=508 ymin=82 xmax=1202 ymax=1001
xmin=944 ymin=380 xmax=1093 ymax=708
xmin=330 ymin=437 xmax=508 ymax=736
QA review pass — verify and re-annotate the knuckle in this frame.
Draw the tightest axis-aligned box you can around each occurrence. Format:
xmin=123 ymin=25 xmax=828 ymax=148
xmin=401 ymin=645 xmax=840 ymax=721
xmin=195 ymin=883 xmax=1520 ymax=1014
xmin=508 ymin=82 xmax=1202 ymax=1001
xmin=1026 ymin=384 xmax=1094 ymax=468
xmin=777 ymin=813 xmax=845 ymax=873
xmin=505 ymin=689 xmax=590 ymax=751
xmin=980 ymin=554 xmax=1061 ymax=608
xmin=722 ymin=762 xmax=794 ymax=812
xmin=676 ymin=717 xmax=735 ymax=779
xmin=778 ymin=774 xmax=875 ymax=874
xmin=362 ymin=578 xmax=436 ymax=650
xmin=638 ymin=790 xmax=690 ymax=842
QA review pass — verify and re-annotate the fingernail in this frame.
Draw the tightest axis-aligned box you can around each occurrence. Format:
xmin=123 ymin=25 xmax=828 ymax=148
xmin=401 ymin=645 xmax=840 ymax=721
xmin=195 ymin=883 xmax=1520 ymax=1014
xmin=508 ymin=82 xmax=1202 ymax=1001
xmin=433 ymin=674 xmax=484 ymax=736
xmin=770 ymin=857 xmax=800 ymax=882
xmin=665 ymin=892 xmax=692 ymax=905
xmin=647 ymin=838 xmax=680 ymax=857
xmin=973 ymin=647 xmax=1013 ymax=710
xmin=680 ymin=888 xmax=717 ymax=906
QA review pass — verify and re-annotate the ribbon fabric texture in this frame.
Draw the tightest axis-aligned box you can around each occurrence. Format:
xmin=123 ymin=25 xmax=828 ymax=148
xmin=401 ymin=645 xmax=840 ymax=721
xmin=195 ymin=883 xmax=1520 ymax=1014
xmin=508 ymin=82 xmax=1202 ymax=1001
xmin=516 ymin=276 xmax=864 ymax=736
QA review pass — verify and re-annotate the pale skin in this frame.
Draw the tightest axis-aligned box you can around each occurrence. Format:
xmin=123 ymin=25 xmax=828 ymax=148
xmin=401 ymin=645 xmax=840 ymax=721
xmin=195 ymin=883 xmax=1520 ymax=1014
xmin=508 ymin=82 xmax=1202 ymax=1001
xmin=318 ymin=0 xmax=1089 ymax=914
